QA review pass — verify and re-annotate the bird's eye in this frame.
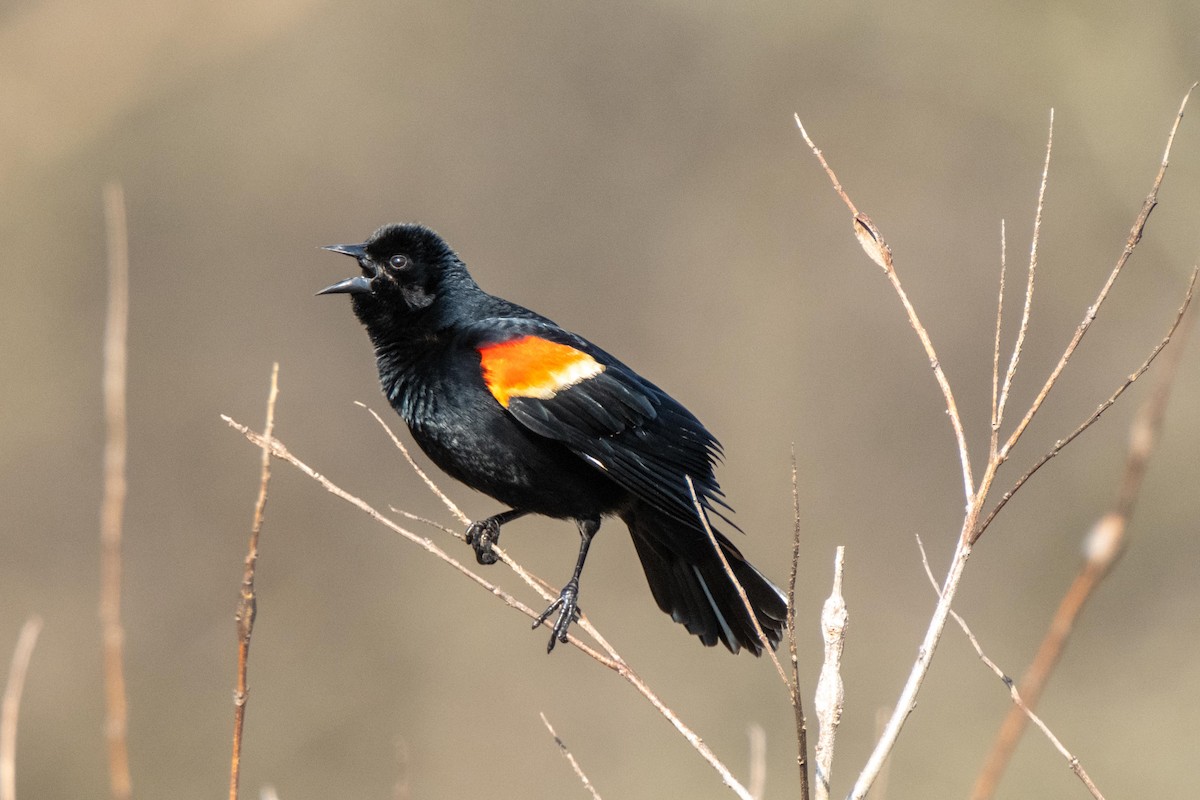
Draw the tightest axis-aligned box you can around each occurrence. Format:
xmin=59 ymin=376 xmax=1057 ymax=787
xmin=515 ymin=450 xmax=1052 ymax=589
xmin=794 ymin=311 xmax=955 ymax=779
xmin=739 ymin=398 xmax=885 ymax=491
xmin=389 ymin=254 xmax=410 ymax=270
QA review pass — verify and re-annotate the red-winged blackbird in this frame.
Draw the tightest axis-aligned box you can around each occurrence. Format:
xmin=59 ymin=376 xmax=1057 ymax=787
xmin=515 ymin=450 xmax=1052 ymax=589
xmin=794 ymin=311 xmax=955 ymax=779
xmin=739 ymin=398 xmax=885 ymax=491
xmin=321 ymin=223 xmax=787 ymax=654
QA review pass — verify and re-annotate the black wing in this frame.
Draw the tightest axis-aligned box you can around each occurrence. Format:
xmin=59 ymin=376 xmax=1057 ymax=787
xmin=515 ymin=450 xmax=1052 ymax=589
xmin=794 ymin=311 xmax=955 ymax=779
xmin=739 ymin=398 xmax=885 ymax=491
xmin=467 ymin=318 xmax=735 ymax=531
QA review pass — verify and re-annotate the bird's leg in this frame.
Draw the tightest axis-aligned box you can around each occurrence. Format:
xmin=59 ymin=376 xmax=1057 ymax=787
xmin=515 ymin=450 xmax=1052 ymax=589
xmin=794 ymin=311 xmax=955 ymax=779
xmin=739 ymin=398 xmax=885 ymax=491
xmin=534 ymin=517 xmax=600 ymax=653
xmin=465 ymin=508 xmax=528 ymax=565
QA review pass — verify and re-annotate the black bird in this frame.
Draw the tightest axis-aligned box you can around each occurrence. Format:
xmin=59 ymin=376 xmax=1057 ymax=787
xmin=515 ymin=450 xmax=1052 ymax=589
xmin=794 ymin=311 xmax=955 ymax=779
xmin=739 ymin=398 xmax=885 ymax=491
xmin=320 ymin=223 xmax=787 ymax=654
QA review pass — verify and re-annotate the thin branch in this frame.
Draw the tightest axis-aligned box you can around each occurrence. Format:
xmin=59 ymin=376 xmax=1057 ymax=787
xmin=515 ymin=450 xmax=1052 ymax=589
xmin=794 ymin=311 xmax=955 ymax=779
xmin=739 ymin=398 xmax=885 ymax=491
xmin=990 ymin=220 xmax=1008 ymax=460
xmin=222 ymin=419 xmax=756 ymax=800
xmin=915 ymin=537 xmax=1106 ymax=800
xmin=100 ymin=181 xmax=132 ymax=800
xmin=686 ymin=477 xmax=790 ymax=686
xmin=540 ymin=713 xmax=602 ymax=800
xmin=795 ymin=115 xmax=974 ymax=503
xmin=847 ymin=534 xmax=972 ymax=800
xmin=1 ymin=617 xmax=43 ymax=800
xmin=230 ymin=364 xmax=280 ymax=800
xmin=977 ymin=266 xmax=1198 ymax=540
xmin=813 ymin=547 xmax=847 ymax=800
xmin=788 ymin=447 xmax=811 ymax=800
xmin=359 ymin=403 xmax=469 ymax=526
xmin=995 ymin=85 xmax=1194 ymax=468
xmin=972 ymin=291 xmax=1197 ymax=799
xmin=389 ymin=507 xmax=461 ymax=537
xmin=997 ymin=112 xmax=1054 ymax=433
xmin=870 ymin=708 xmax=892 ymax=800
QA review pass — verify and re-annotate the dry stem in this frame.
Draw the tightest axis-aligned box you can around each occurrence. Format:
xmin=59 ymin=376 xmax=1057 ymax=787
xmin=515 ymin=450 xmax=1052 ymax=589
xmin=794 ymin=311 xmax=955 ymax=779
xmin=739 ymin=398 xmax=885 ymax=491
xmin=686 ymin=477 xmax=790 ymax=684
xmin=914 ymin=536 xmax=1107 ymax=799
xmin=788 ymin=449 xmax=811 ymax=800
xmin=990 ymin=220 xmax=1008 ymax=460
xmin=229 ymin=363 xmax=280 ymax=800
xmin=796 ymin=115 xmax=975 ymax=502
xmin=100 ymin=181 xmax=132 ymax=800
xmin=978 ymin=266 xmax=1198 ymax=537
xmin=540 ymin=713 xmax=602 ymax=800
xmin=988 ymin=85 xmax=1194 ymax=479
xmin=1 ymin=617 xmax=43 ymax=800
xmin=997 ymin=112 xmax=1054 ymax=434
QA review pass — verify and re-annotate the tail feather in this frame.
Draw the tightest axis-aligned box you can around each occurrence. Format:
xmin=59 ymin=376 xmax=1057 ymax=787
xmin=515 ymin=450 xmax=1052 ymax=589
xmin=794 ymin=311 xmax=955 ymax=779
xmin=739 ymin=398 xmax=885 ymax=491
xmin=622 ymin=502 xmax=788 ymax=655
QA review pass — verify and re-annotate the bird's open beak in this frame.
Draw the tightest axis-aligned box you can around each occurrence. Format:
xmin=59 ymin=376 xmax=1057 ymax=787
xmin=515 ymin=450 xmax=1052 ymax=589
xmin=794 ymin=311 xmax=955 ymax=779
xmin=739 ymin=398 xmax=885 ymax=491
xmin=318 ymin=242 xmax=373 ymax=295
xmin=322 ymin=243 xmax=368 ymax=258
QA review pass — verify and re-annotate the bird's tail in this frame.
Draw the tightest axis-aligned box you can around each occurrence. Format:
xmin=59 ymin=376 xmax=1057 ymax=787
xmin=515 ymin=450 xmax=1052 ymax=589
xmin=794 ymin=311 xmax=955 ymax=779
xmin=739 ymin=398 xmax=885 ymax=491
xmin=621 ymin=502 xmax=788 ymax=655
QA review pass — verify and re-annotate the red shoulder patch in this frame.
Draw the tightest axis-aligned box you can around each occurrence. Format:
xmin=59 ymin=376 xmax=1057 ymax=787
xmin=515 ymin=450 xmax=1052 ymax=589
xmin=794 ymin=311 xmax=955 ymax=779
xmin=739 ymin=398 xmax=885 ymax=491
xmin=478 ymin=336 xmax=605 ymax=407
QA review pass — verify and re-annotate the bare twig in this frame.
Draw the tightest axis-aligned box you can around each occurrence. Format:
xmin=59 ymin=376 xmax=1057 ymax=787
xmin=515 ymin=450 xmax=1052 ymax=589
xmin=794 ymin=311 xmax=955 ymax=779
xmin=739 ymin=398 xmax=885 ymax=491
xmin=360 ymin=403 xmax=469 ymax=526
xmin=914 ymin=537 xmax=1107 ymax=800
xmin=229 ymin=364 xmax=280 ymax=800
xmin=849 ymin=530 xmax=973 ymax=800
xmin=990 ymin=220 xmax=1008 ymax=460
xmin=788 ymin=448 xmax=811 ymax=800
xmin=686 ymin=477 xmax=790 ymax=685
xmin=222 ymin=419 xmax=757 ymax=800
xmin=795 ymin=115 xmax=975 ymax=503
xmin=977 ymin=266 xmax=1198 ymax=539
xmin=870 ymin=708 xmax=891 ymax=800
xmin=1 ymin=617 xmax=42 ymax=800
xmin=972 ymin=290 xmax=1197 ymax=799
xmin=991 ymin=85 xmax=1194 ymax=473
xmin=540 ymin=713 xmax=602 ymax=800
xmin=100 ymin=181 xmax=132 ymax=800
xmin=813 ymin=547 xmax=847 ymax=800
xmin=997 ymin=112 xmax=1054 ymax=433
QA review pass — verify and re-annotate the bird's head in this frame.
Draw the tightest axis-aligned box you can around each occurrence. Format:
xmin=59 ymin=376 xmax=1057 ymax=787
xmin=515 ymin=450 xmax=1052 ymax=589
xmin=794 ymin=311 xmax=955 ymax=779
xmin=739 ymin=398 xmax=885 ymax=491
xmin=319 ymin=223 xmax=466 ymax=317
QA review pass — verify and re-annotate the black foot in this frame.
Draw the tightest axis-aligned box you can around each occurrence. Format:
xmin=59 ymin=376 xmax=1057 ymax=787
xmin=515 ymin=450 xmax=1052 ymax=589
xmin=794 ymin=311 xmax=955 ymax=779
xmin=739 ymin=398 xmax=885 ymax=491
xmin=465 ymin=518 xmax=501 ymax=565
xmin=533 ymin=580 xmax=582 ymax=653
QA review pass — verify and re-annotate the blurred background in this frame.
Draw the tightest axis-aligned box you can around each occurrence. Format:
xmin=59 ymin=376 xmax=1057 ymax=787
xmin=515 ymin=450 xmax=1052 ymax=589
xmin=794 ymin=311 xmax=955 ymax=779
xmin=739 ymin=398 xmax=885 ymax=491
xmin=2 ymin=1 xmax=1198 ymax=798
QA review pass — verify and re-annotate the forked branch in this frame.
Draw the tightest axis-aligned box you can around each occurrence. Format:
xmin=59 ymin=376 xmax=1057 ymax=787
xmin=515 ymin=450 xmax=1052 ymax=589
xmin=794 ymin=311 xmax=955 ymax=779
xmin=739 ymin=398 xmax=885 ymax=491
xmin=794 ymin=84 xmax=1195 ymax=800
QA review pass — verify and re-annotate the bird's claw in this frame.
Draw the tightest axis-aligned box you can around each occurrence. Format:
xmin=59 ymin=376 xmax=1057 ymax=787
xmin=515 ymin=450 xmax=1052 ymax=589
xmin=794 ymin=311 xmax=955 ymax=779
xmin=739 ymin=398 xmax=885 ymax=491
xmin=465 ymin=518 xmax=501 ymax=565
xmin=534 ymin=581 xmax=582 ymax=653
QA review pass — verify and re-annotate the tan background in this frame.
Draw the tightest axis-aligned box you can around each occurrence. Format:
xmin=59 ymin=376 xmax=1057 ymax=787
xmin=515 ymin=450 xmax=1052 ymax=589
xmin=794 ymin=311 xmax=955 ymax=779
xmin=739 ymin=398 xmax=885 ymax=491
xmin=2 ymin=1 xmax=1198 ymax=798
